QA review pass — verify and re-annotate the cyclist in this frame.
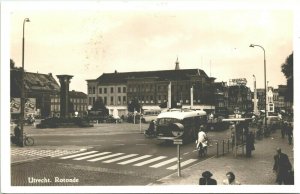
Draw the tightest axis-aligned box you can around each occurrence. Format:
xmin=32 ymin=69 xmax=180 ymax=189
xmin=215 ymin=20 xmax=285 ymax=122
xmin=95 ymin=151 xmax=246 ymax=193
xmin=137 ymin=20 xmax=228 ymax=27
xmin=14 ymin=124 xmax=21 ymax=146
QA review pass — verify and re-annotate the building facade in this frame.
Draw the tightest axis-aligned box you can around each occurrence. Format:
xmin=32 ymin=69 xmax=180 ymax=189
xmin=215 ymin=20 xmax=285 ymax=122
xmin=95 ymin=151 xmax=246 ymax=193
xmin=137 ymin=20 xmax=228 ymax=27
xmin=86 ymin=61 xmax=216 ymax=117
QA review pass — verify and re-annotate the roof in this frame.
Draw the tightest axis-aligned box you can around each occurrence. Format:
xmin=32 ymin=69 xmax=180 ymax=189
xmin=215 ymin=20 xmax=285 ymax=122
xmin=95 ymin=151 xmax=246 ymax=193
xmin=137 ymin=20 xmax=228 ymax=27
xmin=11 ymin=69 xmax=60 ymax=95
xmin=96 ymin=69 xmax=209 ymax=84
xmin=69 ymin=90 xmax=87 ymax=98
xmin=157 ymin=109 xmax=207 ymax=120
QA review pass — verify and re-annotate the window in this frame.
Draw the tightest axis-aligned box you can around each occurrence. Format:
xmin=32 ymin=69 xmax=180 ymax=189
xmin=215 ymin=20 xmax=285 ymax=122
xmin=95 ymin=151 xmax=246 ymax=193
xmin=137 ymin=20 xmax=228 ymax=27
xmin=123 ymin=87 xmax=126 ymax=93
xmin=104 ymin=88 xmax=107 ymax=94
xmin=118 ymin=96 xmax=121 ymax=105
xmin=111 ymin=87 xmax=114 ymax=93
xmin=104 ymin=97 xmax=107 ymax=105
xmin=92 ymin=87 xmax=95 ymax=94
xmin=99 ymin=88 xmax=102 ymax=94
xmin=89 ymin=97 xmax=92 ymax=105
xmin=110 ymin=97 xmax=114 ymax=105
xmin=158 ymin=86 xmax=161 ymax=91
xmin=88 ymin=87 xmax=92 ymax=94
xmin=92 ymin=97 xmax=95 ymax=104
xmin=118 ymin=87 xmax=121 ymax=93
xmin=123 ymin=96 xmax=126 ymax=104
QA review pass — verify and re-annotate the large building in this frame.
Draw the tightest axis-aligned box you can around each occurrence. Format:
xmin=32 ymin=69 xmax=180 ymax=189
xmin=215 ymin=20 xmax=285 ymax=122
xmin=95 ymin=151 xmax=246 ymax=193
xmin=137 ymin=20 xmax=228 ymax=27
xmin=86 ymin=60 xmax=216 ymax=116
xmin=10 ymin=68 xmax=60 ymax=118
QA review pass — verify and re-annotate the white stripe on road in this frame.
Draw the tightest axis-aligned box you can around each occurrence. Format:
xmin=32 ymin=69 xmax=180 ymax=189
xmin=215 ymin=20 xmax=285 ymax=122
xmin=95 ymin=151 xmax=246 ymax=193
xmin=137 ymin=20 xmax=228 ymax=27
xmin=150 ymin=158 xmax=177 ymax=168
xmin=133 ymin=156 xmax=167 ymax=166
xmin=102 ymin=154 xmax=138 ymax=163
xmin=87 ymin=153 xmax=124 ymax=162
xmin=118 ymin=155 xmax=152 ymax=165
xmin=60 ymin=151 xmax=98 ymax=159
xmin=166 ymin=159 xmax=198 ymax=170
xmin=73 ymin=152 xmax=111 ymax=160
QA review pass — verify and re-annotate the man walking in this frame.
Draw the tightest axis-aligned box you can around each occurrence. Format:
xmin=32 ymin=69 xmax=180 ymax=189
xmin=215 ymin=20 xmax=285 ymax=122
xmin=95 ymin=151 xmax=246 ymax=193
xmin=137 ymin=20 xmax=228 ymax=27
xmin=273 ymin=148 xmax=292 ymax=184
xmin=286 ymin=123 xmax=293 ymax=145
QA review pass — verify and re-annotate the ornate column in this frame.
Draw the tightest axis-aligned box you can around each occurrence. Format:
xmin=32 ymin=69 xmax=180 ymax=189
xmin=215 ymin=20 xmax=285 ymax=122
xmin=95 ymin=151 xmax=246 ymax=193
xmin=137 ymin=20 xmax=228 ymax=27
xmin=56 ymin=75 xmax=73 ymax=118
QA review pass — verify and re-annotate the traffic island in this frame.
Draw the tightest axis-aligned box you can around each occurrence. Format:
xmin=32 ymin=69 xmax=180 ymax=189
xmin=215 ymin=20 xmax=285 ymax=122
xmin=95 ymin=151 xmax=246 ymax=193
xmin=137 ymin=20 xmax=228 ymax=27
xmin=36 ymin=117 xmax=93 ymax=128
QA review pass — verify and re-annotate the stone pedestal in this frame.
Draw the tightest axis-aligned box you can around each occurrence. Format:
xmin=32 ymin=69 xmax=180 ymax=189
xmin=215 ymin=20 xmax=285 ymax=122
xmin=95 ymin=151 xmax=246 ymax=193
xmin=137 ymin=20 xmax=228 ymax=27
xmin=57 ymin=75 xmax=73 ymax=118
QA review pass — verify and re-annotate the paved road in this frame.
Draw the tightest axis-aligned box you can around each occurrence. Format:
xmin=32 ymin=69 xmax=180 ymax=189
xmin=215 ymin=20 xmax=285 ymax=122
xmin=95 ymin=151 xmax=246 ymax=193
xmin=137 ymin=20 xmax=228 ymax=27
xmin=11 ymin=123 xmax=232 ymax=186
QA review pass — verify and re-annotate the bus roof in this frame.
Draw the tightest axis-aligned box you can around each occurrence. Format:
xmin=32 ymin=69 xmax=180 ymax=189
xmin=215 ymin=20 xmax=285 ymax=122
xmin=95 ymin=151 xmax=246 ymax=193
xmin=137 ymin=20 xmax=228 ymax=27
xmin=157 ymin=110 xmax=207 ymax=120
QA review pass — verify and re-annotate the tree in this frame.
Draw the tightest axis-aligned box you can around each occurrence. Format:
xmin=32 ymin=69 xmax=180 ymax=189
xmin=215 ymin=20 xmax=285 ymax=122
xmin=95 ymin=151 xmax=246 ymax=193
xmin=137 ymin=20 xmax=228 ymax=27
xmin=92 ymin=97 xmax=108 ymax=115
xmin=128 ymin=98 xmax=141 ymax=112
xmin=281 ymin=53 xmax=293 ymax=103
xmin=10 ymin=59 xmax=15 ymax=69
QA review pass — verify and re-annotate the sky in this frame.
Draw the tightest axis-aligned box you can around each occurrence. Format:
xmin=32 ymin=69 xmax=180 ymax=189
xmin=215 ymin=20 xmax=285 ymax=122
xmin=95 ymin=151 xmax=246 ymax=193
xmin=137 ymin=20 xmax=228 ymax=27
xmin=7 ymin=1 xmax=295 ymax=93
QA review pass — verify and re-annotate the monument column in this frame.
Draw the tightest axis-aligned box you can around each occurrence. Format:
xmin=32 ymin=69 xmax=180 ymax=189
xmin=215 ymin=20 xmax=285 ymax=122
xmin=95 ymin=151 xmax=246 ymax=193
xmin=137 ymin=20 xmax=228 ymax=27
xmin=57 ymin=75 xmax=73 ymax=118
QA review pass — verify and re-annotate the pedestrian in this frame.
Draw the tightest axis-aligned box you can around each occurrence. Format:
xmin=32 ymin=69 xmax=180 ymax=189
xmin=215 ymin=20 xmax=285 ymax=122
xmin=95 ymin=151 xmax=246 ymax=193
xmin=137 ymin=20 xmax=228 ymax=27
xmin=14 ymin=124 xmax=21 ymax=146
xmin=281 ymin=121 xmax=287 ymax=139
xmin=286 ymin=123 xmax=293 ymax=145
xmin=199 ymin=171 xmax=217 ymax=185
xmin=246 ymin=131 xmax=255 ymax=157
xmin=273 ymin=148 xmax=292 ymax=184
xmin=223 ymin=171 xmax=240 ymax=185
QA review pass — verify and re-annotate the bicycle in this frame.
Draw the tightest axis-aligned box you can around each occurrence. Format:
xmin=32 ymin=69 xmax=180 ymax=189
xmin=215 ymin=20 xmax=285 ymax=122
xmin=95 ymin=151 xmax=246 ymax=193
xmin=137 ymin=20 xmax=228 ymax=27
xmin=10 ymin=133 xmax=34 ymax=146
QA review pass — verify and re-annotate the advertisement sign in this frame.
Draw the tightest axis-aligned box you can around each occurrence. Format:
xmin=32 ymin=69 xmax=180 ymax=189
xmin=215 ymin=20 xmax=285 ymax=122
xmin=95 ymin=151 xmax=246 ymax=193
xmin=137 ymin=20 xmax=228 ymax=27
xmin=10 ymin=98 xmax=36 ymax=114
xmin=10 ymin=98 xmax=21 ymax=113
xmin=229 ymin=78 xmax=247 ymax=86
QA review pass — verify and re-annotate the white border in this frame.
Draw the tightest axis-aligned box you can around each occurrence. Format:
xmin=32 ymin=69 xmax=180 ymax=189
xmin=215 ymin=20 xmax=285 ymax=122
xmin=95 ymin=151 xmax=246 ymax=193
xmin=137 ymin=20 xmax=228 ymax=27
xmin=1 ymin=0 xmax=299 ymax=193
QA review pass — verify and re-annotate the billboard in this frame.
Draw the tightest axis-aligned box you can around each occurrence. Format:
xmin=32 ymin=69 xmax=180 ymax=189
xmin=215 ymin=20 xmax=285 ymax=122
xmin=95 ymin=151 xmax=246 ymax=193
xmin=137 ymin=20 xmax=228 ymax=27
xmin=10 ymin=98 xmax=36 ymax=114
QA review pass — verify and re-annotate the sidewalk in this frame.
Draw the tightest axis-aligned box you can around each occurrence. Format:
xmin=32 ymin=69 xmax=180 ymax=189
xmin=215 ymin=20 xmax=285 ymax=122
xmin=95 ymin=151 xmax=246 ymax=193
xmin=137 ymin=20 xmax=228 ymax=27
xmin=152 ymin=129 xmax=294 ymax=185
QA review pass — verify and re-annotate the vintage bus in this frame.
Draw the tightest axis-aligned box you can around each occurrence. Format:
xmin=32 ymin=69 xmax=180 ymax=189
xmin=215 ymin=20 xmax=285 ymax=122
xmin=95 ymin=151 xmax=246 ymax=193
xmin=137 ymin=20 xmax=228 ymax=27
xmin=156 ymin=109 xmax=207 ymax=143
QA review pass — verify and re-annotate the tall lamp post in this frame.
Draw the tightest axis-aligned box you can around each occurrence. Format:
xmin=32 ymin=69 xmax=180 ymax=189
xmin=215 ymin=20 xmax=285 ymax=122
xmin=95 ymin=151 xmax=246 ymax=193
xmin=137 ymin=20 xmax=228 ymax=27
xmin=253 ymin=75 xmax=258 ymax=115
xmin=249 ymin=44 xmax=267 ymax=134
xmin=20 ymin=18 xmax=30 ymax=147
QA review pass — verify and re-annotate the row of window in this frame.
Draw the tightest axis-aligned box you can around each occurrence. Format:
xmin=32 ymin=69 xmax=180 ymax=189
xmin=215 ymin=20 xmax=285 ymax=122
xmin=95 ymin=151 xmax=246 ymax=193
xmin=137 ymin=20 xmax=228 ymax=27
xmin=50 ymin=104 xmax=87 ymax=112
xmin=51 ymin=98 xmax=87 ymax=104
xmin=89 ymin=86 xmax=127 ymax=94
xmin=89 ymin=96 xmax=127 ymax=106
xmin=98 ymin=87 xmax=126 ymax=94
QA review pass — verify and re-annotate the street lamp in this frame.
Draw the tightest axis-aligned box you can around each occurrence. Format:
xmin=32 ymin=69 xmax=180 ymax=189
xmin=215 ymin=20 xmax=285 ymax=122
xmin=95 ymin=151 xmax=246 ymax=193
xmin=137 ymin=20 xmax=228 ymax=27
xmin=20 ymin=18 xmax=30 ymax=147
xmin=252 ymin=75 xmax=258 ymax=115
xmin=249 ymin=44 xmax=267 ymax=134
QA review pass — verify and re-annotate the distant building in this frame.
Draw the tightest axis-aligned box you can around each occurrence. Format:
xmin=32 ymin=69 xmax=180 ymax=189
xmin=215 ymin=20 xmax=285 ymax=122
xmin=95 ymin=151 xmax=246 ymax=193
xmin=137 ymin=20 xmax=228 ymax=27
xmin=50 ymin=90 xmax=88 ymax=117
xmin=213 ymin=82 xmax=229 ymax=116
xmin=228 ymin=84 xmax=252 ymax=114
xmin=10 ymin=68 xmax=60 ymax=118
xmin=86 ymin=60 xmax=216 ymax=117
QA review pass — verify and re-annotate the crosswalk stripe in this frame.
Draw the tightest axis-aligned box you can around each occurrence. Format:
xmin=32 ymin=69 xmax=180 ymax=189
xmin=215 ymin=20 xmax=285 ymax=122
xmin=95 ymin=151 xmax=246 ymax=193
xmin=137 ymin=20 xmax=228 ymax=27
xmin=87 ymin=153 xmax=124 ymax=162
xmin=118 ymin=155 xmax=152 ymax=165
xmin=166 ymin=159 xmax=198 ymax=170
xmin=73 ymin=152 xmax=111 ymax=160
xmin=133 ymin=156 xmax=167 ymax=166
xmin=150 ymin=157 xmax=177 ymax=168
xmin=60 ymin=151 xmax=98 ymax=159
xmin=102 ymin=154 xmax=138 ymax=163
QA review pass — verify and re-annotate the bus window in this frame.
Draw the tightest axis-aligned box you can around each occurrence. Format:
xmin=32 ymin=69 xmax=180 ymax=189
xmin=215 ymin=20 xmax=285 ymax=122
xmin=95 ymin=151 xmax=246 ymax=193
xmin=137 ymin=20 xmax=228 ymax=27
xmin=157 ymin=118 xmax=180 ymax=126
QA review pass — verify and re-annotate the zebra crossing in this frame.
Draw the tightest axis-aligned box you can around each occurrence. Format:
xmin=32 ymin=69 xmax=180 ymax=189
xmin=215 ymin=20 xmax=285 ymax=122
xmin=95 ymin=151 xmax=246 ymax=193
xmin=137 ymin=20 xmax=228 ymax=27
xmin=58 ymin=150 xmax=199 ymax=170
xmin=11 ymin=148 xmax=84 ymax=158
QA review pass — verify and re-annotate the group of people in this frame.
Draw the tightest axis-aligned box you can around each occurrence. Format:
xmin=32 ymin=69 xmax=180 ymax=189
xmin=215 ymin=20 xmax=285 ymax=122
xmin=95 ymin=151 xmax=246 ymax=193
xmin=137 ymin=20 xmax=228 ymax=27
xmin=199 ymin=147 xmax=293 ymax=185
xmin=199 ymin=171 xmax=240 ymax=185
xmin=280 ymin=121 xmax=293 ymax=145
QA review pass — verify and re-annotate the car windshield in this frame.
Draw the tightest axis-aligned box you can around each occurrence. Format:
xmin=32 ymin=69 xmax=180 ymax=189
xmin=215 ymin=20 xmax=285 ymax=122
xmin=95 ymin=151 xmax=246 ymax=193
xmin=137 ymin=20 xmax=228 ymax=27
xmin=157 ymin=118 xmax=181 ymax=126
